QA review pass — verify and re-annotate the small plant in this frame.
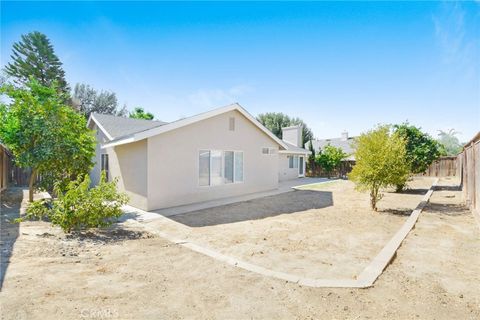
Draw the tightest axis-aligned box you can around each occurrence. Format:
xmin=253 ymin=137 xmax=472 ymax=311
xmin=349 ymin=125 xmax=409 ymax=211
xmin=24 ymin=172 xmax=128 ymax=233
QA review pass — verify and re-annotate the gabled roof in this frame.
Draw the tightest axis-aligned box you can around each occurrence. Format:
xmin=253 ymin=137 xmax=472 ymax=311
xmin=280 ymin=141 xmax=311 ymax=155
xmin=87 ymin=113 xmax=167 ymax=141
xmin=96 ymin=103 xmax=289 ymax=150
xmin=306 ymin=137 xmax=357 ymax=161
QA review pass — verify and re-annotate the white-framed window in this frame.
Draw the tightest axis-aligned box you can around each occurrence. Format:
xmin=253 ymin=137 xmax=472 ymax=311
xmin=288 ymin=155 xmax=299 ymax=169
xmin=199 ymin=150 xmax=244 ymax=186
xmin=101 ymin=154 xmax=109 ymax=181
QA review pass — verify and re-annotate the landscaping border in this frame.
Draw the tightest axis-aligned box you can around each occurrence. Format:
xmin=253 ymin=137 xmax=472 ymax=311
xmin=125 ymin=178 xmax=439 ymax=288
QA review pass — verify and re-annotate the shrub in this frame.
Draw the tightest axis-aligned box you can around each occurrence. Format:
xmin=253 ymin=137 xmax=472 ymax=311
xmin=25 ymin=173 xmax=128 ymax=233
xmin=315 ymin=144 xmax=347 ymax=178
xmin=349 ymin=125 xmax=409 ymax=211
xmin=393 ymin=122 xmax=442 ymax=191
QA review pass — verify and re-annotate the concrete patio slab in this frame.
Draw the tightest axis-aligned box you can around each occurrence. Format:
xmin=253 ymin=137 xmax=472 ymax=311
xmin=146 ymin=177 xmax=330 ymax=218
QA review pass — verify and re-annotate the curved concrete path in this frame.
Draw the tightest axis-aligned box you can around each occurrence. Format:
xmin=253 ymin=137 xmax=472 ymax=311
xmin=124 ymin=178 xmax=438 ymax=288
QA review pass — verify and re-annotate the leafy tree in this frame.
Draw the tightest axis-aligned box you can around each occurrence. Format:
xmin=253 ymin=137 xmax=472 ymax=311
xmin=437 ymin=129 xmax=463 ymax=156
xmin=307 ymin=140 xmax=316 ymax=173
xmin=393 ymin=122 xmax=442 ymax=190
xmin=72 ymin=83 xmax=127 ymax=118
xmin=257 ymin=112 xmax=313 ymax=146
xmin=315 ymin=144 xmax=347 ymax=178
xmin=129 ymin=107 xmax=154 ymax=120
xmin=3 ymin=32 xmax=69 ymax=94
xmin=348 ymin=126 xmax=409 ymax=211
xmin=24 ymin=173 xmax=128 ymax=233
xmin=0 ymin=80 xmax=96 ymax=202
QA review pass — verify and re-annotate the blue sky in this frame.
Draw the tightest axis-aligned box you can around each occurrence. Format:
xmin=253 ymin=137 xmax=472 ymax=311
xmin=1 ymin=1 xmax=479 ymax=141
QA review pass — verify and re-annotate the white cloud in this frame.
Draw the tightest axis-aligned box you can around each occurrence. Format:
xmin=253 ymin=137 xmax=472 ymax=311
xmin=432 ymin=2 xmax=478 ymax=77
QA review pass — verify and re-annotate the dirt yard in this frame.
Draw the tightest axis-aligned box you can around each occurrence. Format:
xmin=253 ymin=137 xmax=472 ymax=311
xmin=1 ymin=177 xmax=479 ymax=319
xmin=152 ymin=177 xmax=436 ymax=279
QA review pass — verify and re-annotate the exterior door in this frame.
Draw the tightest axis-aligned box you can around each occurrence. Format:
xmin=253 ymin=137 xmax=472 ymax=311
xmin=298 ymin=156 xmax=304 ymax=177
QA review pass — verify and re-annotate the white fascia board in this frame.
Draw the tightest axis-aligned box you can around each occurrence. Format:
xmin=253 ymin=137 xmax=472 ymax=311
xmin=99 ymin=103 xmax=289 ymax=150
xmin=279 ymin=150 xmax=311 ymax=155
xmin=88 ymin=114 xmax=114 ymax=141
xmin=101 ymin=136 xmax=135 ymax=149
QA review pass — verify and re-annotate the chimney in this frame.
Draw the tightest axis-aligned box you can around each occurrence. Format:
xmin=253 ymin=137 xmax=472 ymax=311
xmin=282 ymin=125 xmax=303 ymax=147
xmin=341 ymin=131 xmax=349 ymax=141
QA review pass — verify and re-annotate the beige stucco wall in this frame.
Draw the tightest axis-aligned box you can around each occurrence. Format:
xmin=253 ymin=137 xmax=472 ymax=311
xmin=278 ymin=153 xmax=307 ymax=181
xmin=146 ymin=110 xmax=279 ymax=210
xmin=90 ymin=124 xmax=148 ymax=210
xmin=278 ymin=153 xmax=299 ymax=181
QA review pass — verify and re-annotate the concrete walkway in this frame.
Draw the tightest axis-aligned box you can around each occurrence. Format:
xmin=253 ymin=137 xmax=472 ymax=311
xmin=145 ymin=177 xmax=330 ymax=218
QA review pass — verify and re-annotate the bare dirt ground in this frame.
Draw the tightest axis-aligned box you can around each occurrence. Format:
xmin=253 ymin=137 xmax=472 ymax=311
xmin=158 ymin=177 xmax=435 ymax=279
xmin=1 ymin=177 xmax=479 ymax=320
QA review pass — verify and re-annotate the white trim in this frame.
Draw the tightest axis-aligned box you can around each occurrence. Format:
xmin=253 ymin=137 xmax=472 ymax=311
xmin=102 ymin=103 xmax=288 ymax=150
xmin=87 ymin=114 xmax=114 ymax=141
xmin=279 ymin=150 xmax=310 ymax=155
xmin=298 ymin=156 xmax=305 ymax=177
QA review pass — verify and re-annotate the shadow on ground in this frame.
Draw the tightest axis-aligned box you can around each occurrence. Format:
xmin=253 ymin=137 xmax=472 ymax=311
xmin=392 ymin=188 xmax=429 ymax=195
xmin=424 ymin=202 xmax=469 ymax=216
xmin=64 ymin=227 xmax=154 ymax=244
xmin=433 ymin=185 xmax=461 ymax=192
xmin=0 ymin=188 xmax=24 ymax=291
xmin=169 ymin=190 xmax=333 ymax=227
xmin=380 ymin=208 xmax=412 ymax=216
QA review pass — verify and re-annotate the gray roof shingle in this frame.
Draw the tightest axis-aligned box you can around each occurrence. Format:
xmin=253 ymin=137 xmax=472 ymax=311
xmin=91 ymin=113 xmax=167 ymax=140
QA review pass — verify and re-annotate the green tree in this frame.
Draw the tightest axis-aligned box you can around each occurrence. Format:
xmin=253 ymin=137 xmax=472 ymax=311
xmin=315 ymin=144 xmax=347 ymax=178
xmin=307 ymin=140 xmax=316 ymax=174
xmin=437 ymin=129 xmax=463 ymax=156
xmin=256 ymin=112 xmax=313 ymax=146
xmin=72 ymin=83 xmax=127 ymax=118
xmin=3 ymin=32 xmax=69 ymax=94
xmin=129 ymin=107 xmax=154 ymax=120
xmin=349 ymin=126 xmax=409 ymax=211
xmin=393 ymin=122 xmax=442 ymax=190
xmin=0 ymin=80 xmax=96 ymax=202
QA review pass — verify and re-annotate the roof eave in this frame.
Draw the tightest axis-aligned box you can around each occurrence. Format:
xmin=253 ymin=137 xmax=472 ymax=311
xmin=100 ymin=103 xmax=289 ymax=150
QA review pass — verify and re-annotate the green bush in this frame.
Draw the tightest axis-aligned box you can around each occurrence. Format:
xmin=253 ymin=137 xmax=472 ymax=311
xmin=25 ymin=173 xmax=128 ymax=233
xmin=315 ymin=144 xmax=347 ymax=178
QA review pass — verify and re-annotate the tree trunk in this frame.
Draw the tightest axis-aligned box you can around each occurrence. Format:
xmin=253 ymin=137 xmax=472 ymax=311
xmin=28 ymin=168 xmax=37 ymax=202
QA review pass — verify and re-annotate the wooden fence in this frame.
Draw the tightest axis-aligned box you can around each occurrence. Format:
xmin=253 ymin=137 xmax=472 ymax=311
xmin=458 ymin=132 xmax=480 ymax=215
xmin=307 ymin=160 xmax=355 ymax=179
xmin=420 ymin=156 xmax=458 ymax=177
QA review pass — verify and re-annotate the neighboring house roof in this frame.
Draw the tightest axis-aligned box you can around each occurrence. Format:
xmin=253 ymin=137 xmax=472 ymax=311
xmin=92 ymin=103 xmax=289 ymax=150
xmin=87 ymin=113 xmax=168 ymax=141
xmin=306 ymin=137 xmax=357 ymax=161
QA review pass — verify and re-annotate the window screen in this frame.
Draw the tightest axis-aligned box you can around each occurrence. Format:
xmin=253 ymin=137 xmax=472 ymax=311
xmin=199 ymin=150 xmax=210 ymax=186
xmin=235 ymin=151 xmax=244 ymax=182
xmin=101 ymin=154 xmax=109 ymax=181
xmin=224 ymin=151 xmax=234 ymax=184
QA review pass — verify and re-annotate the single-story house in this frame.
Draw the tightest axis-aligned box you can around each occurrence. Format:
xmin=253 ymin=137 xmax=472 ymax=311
xmin=305 ymin=131 xmax=357 ymax=161
xmin=87 ymin=103 xmax=310 ymax=211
